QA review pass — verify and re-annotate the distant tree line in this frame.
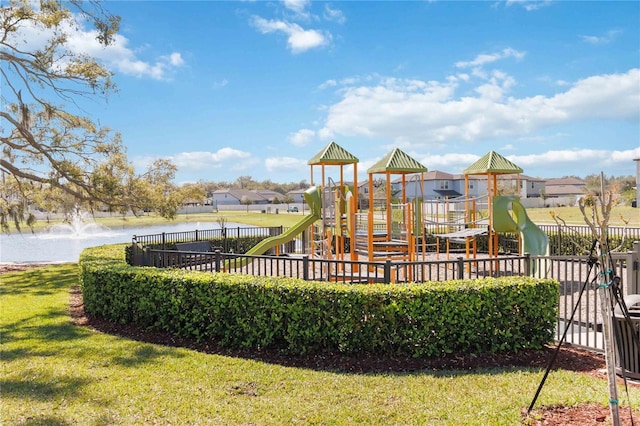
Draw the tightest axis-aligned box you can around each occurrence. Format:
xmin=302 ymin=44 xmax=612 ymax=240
xmin=196 ymin=175 xmax=311 ymax=198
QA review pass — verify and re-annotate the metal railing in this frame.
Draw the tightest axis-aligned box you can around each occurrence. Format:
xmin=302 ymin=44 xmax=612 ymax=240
xmin=141 ymin=249 xmax=530 ymax=283
xmin=538 ymin=224 xmax=640 ymax=242
xmin=132 ymin=226 xmax=282 ymax=248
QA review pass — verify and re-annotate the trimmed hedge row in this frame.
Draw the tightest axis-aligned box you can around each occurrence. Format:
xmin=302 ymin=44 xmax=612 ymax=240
xmin=80 ymin=245 xmax=559 ymax=357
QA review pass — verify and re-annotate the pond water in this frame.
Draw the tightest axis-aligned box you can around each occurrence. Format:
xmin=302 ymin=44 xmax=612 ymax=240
xmin=0 ymin=221 xmax=248 ymax=264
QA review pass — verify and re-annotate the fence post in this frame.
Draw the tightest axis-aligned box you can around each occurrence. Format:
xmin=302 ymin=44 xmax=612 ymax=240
xmin=384 ymin=260 xmax=391 ymax=284
xmin=627 ymin=241 xmax=639 ymax=295
xmin=214 ymin=249 xmax=221 ymax=272
xmin=456 ymin=257 xmax=464 ymax=280
xmin=303 ymin=256 xmax=309 ymax=281
xmin=144 ymin=246 xmax=151 ymax=267
xmin=195 ymin=229 xmax=199 ymax=241
xmin=161 ymin=232 xmax=166 ymax=251
xmin=223 ymin=227 xmax=227 ymax=253
xmin=524 ymin=253 xmax=531 ymax=276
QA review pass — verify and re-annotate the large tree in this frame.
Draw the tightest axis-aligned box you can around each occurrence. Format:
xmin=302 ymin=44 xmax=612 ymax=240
xmin=0 ymin=0 xmax=186 ymax=231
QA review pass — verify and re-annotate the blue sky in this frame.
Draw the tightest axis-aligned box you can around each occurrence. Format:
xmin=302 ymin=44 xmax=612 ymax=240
xmin=67 ymin=1 xmax=640 ymax=183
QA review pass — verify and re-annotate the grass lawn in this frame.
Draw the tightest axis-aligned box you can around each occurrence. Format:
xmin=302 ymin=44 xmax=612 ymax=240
xmin=2 ymin=265 xmax=639 ymax=425
xmin=20 ymin=211 xmax=304 ymax=234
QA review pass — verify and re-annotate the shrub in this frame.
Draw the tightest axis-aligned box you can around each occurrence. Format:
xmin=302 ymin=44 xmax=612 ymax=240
xmin=80 ymin=245 xmax=559 ymax=357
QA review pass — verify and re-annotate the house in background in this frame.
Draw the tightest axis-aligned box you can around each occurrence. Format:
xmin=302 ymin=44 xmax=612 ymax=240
xmin=393 ymin=170 xmax=550 ymax=202
xmin=496 ymin=174 xmax=546 ymax=198
xmin=395 ymin=171 xmax=489 ymax=201
xmin=211 ymin=189 xmax=269 ymax=207
xmin=543 ymin=177 xmax=586 ymax=206
xmin=285 ymin=188 xmax=307 ymax=204
xmin=254 ymin=189 xmax=284 ymax=203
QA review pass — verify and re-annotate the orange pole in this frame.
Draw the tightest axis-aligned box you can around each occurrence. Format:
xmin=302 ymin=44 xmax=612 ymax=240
xmin=368 ymin=174 xmax=374 ymax=261
xmin=402 ymin=174 xmax=406 ymax=203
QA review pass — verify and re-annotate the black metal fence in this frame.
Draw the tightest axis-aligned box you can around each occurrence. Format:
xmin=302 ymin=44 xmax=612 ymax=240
xmin=130 ymin=225 xmax=640 ymax=353
xmin=132 ymin=226 xmax=281 ymax=248
xmin=141 ymin=248 xmax=531 ymax=283
xmin=137 ymin=241 xmax=639 ymax=354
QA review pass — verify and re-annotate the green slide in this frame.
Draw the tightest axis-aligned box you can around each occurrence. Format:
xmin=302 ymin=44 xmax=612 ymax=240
xmin=226 ymin=186 xmax=321 ymax=269
xmin=492 ymin=196 xmax=549 ymax=257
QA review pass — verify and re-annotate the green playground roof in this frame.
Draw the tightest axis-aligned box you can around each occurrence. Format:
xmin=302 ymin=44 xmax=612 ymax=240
xmin=367 ymin=148 xmax=428 ymax=174
xmin=463 ymin=150 xmax=523 ymax=175
xmin=307 ymin=141 xmax=359 ymax=165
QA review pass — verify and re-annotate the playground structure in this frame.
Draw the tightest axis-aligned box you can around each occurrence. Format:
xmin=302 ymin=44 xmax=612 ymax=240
xmin=227 ymin=143 xmax=549 ymax=278
xmin=426 ymin=151 xmax=550 ymax=263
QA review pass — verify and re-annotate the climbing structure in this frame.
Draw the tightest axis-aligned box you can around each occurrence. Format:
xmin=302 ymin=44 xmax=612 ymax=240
xmin=307 ymin=141 xmax=359 ymax=263
xmin=462 ymin=150 xmax=549 ymax=268
xmin=361 ymin=148 xmax=428 ymax=264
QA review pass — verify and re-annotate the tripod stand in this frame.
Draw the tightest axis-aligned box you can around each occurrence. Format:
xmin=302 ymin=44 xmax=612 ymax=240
xmin=528 ymin=239 xmax=638 ymax=426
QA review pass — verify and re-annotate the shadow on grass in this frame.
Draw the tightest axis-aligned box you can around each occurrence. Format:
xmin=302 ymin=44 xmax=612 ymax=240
xmin=11 ymin=416 xmax=72 ymax=426
xmin=2 ymin=265 xmax=184 ymax=370
xmin=0 ymin=264 xmax=78 ymax=296
xmin=0 ymin=375 xmax=91 ymax=401
xmin=1 ymin=306 xmax=93 ymax=350
xmin=111 ymin=343 xmax=183 ymax=367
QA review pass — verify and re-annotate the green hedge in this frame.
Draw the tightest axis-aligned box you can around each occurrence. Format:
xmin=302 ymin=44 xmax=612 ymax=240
xmin=427 ymin=232 xmax=634 ymax=256
xmin=80 ymin=245 xmax=559 ymax=357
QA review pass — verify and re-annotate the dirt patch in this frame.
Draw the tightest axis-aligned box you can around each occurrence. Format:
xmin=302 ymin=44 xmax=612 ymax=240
xmin=66 ymin=285 xmax=639 ymax=425
xmin=0 ymin=263 xmax=57 ymax=274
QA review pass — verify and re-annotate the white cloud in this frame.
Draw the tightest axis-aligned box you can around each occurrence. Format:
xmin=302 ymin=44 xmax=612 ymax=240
xmin=265 ymin=156 xmax=307 ymax=172
xmin=611 ymin=147 xmax=640 ymax=163
xmin=455 ymin=48 xmax=525 ymax=69
xmin=580 ymin=29 xmax=622 ymax=45
xmin=313 ymin=68 xmax=639 ymax=148
xmin=6 ymin=10 xmax=185 ymax=81
xmin=318 ymin=79 xmax=338 ymax=90
xmin=102 ymin=42 xmax=184 ymax=80
xmin=150 ymin=148 xmax=259 ymax=174
xmin=505 ymin=0 xmax=552 ymax=12
xmin=511 ymin=147 xmax=640 ymax=169
xmin=283 ymin=0 xmax=311 ymax=15
xmin=289 ymin=129 xmax=315 ymax=146
xmin=166 ymin=52 xmax=185 ymax=66
xmin=324 ymin=4 xmax=346 ymax=24
xmin=414 ymin=148 xmax=639 ymax=177
xmin=251 ymin=16 xmax=330 ymax=53
xmin=418 ymin=153 xmax=481 ymax=173
xmin=549 ymin=69 xmax=640 ymax=119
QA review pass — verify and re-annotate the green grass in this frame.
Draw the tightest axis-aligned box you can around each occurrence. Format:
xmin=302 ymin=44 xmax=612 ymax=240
xmin=2 ymin=265 xmax=639 ymax=425
xmin=525 ymin=205 xmax=638 ymax=226
xmin=16 ymin=211 xmax=304 ymax=234
xmin=21 ymin=204 xmax=636 ymax=235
